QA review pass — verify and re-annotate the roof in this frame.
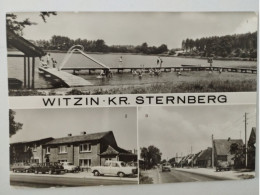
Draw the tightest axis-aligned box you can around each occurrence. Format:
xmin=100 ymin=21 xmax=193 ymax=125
xmin=248 ymin=127 xmax=256 ymax=145
xmin=100 ymin=145 xmax=133 ymax=156
xmin=7 ymin=29 xmax=45 ymax=57
xmin=10 ymin=137 xmax=53 ymax=145
xmin=45 ymin=131 xmax=112 ymax=145
xmin=197 ymin=148 xmax=212 ymax=161
xmin=213 ymin=139 xmax=243 ymax=156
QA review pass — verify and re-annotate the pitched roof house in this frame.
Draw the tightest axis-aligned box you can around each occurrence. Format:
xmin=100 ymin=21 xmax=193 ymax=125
xmin=213 ymin=138 xmax=243 ymax=166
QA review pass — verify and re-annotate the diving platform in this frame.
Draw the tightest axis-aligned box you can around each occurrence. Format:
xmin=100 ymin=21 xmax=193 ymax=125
xmin=39 ymin=67 xmax=93 ymax=87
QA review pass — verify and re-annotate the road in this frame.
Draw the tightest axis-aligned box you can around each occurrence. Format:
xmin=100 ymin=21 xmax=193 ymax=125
xmin=10 ymin=174 xmax=138 ymax=188
xmin=152 ymin=168 xmax=230 ymax=184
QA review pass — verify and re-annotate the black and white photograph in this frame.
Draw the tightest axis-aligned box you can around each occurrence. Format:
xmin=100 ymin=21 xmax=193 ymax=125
xmin=7 ymin=12 xmax=257 ymax=96
xmin=138 ymin=105 xmax=256 ymax=184
xmin=9 ymin=107 xmax=138 ymax=187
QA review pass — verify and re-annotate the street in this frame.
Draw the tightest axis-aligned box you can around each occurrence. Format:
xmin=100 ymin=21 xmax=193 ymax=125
xmin=141 ymin=168 xmax=231 ymax=184
xmin=159 ymin=169 xmax=228 ymax=183
xmin=10 ymin=173 xmax=138 ymax=188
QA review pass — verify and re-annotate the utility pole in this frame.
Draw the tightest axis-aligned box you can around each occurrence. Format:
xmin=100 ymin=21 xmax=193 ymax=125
xmin=191 ymin=145 xmax=193 ymax=168
xmin=244 ymin=113 xmax=248 ymax=168
xmin=212 ymin=134 xmax=214 ymax=168
xmin=181 ymin=152 xmax=183 ymax=168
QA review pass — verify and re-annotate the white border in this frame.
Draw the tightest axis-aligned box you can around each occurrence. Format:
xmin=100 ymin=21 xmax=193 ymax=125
xmin=0 ymin=1 xmax=259 ymax=195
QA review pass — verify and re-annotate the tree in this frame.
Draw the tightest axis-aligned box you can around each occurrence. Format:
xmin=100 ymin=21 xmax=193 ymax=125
xmin=9 ymin=109 xmax=23 ymax=137
xmin=230 ymin=143 xmax=245 ymax=168
xmin=140 ymin=145 xmax=162 ymax=169
xmin=6 ymin=12 xmax=56 ymax=35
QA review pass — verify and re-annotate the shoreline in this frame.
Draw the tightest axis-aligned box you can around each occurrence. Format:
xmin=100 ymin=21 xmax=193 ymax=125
xmin=8 ymin=48 xmax=255 ymax=62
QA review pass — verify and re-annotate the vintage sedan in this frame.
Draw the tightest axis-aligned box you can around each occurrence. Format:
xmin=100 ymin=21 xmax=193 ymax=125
xmin=91 ymin=161 xmax=138 ymax=177
xmin=11 ymin=163 xmax=34 ymax=173
xmin=34 ymin=162 xmax=64 ymax=174
xmin=61 ymin=162 xmax=80 ymax=173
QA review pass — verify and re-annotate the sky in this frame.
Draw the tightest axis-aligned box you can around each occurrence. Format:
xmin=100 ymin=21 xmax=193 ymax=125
xmin=138 ymin=105 xmax=256 ymax=160
xmin=10 ymin=107 xmax=137 ymax=150
xmin=12 ymin=12 xmax=258 ymax=49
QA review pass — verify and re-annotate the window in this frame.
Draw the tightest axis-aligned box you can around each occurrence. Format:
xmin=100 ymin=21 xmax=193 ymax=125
xmin=59 ymin=145 xmax=67 ymax=154
xmin=33 ymin=144 xmax=37 ymax=152
xmin=79 ymin=143 xmax=91 ymax=152
xmin=46 ymin=147 xmax=50 ymax=154
xmin=111 ymin=162 xmax=119 ymax=167
xmin=79 ymin=159 xmax=91 ymax=167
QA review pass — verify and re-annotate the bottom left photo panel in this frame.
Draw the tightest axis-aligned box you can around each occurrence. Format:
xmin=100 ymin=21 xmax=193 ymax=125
xmin=9 ymin=107 xmax=138 ymax=188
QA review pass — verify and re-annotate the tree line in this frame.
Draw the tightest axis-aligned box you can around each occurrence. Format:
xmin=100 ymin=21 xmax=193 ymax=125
xmin=181 ymin=32 xmax=257 ymax=58
xmin=35 ymin=36 xmax=169 ymax=54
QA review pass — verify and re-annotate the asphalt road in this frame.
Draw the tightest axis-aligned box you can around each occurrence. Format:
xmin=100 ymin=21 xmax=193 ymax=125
xmin=10 ymin=174 xmax=138 ymax=188
xmin=158 ymin=169 xmax=229 ymax=184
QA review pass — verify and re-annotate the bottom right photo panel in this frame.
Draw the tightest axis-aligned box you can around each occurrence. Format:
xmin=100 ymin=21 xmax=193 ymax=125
xmin=138 ymin=105 xmax=256 ymax=184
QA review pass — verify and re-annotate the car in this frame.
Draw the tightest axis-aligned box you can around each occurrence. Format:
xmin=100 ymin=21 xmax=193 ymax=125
xmin=91 ymin=160 xmax=138 ymax=177
xmin=11 ymin=162 xmax=34 ymax=173
xmin=162 ymin=164 xmax=171 ymax=172
xmin=34 ymin=162 xmax=64 ymax=174
xmin=61 ymin=162 xmax=80 ymax=173
xmin=216 ymin=161 xmax=231 ymax=172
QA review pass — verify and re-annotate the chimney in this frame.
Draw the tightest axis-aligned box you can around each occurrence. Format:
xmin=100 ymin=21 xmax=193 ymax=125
xmin=80 ymin=131 xmax=86 ymax=135
xmin=68 ymin=133 xmax=72 ymax=136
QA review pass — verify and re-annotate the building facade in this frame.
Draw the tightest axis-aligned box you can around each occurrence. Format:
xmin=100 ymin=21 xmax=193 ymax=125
xmin=10 ymin=131 xmax=137 ymax=169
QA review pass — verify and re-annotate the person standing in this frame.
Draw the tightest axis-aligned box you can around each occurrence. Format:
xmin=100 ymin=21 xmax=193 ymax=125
xmin=159 ymin=57 xmax=163 ymax=69
xmin=119 ymin=56 xmax=123 ymax=68
xmin=46 ymin=53 xmax=51 ymax=66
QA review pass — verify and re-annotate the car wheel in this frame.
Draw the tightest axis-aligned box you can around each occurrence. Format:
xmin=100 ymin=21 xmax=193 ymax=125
xmin=93 ymin=170 xmax=100 ymax=176
xmin=118 ymin=172 xmax=125 ymax=177
xmin=49 ymin=170 xmax=52 ymax=174
xmin=65 ymin=169 xmax=68 ymax=173
xmin=13 ymin=169 xmax=16 ymax=173
xmin=25 ymin=169 xmax=29 ymax=173
xmin=34 ymin=170 xmax=38 ymax=174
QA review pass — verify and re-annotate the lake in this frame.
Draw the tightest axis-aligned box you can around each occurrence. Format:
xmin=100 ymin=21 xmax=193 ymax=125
xmin=8 ymin=52 xmax=257 ymax=89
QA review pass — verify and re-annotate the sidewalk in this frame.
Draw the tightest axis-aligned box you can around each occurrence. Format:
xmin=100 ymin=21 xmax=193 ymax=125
xmin=10 ymin=171 xmax=138 ymax=181
xmin=141 ymin=168 xmax=160 ymax=184
xmin=174 ymin=167 xmax=255 ymax=180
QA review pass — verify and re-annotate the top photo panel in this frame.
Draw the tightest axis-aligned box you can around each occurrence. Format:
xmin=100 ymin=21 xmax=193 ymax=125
xmin=7 ymin=12 xmax=257 ymax=96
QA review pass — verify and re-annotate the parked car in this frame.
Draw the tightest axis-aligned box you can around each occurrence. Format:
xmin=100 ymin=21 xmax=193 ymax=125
xmin=91 ymin=160 xmax=138 ymax=177
xmin=162 ymin=164 xmax=171 ymax=172
xmin=11 ymin=163 xmax=34 ymax=173
xmin=34 ymin=162 xmax=64 ymax=174
xmin=61 ymin=162 xmax=80 ymax=173
xmin=216 ymin=161 xmax=231 ymax=172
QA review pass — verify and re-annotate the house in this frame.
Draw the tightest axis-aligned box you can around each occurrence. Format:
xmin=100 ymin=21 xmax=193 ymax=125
xmin=197 ymin=147 xmax=212 ymax=168
xmin=248 ymin=127 xmax=256 ymax=169
xmin=10 ymin=137 xmax=54 ymax=164
xmin=10 ymin=131 xmax=137 ymax=169
xmin=43 ymin=131 xmax=137 ymax=168
xmin=213 ymin=138 xmax=244 ymax=166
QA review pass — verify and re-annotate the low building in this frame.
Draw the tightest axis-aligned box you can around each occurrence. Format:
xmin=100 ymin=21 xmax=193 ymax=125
xmin=10 ymin=131 xmax=137 ymax=170
xmin=213 ymin=138 xmax=244 ymax=166
xmin=43 ymin=131 xmax=136 ymax=169
xmin=10 ymin=137 xmax=54 ymax=164
xmin=197 ymin=147 xmax=212 ymax=168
